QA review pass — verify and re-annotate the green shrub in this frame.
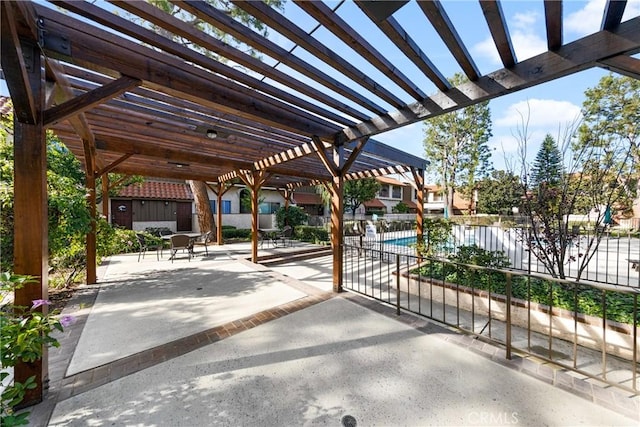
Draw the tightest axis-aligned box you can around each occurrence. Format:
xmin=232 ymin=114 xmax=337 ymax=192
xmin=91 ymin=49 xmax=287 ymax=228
xmin=1 ymin=273 xmax=73 ymax=425
xmin=412 ymin=246 xmax=638 ymax=325
xmin=222 ymin=228 xmax=251 ymax=239
xmin=295 ymin=226 xmax=329 ymax=243
xmin=275 ymin=206 xmax=307 ymax=229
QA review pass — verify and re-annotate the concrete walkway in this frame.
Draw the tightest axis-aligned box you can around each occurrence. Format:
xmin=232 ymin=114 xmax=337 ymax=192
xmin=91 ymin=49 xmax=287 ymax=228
xmin=29 ymin=242 xmax=639 ymax=426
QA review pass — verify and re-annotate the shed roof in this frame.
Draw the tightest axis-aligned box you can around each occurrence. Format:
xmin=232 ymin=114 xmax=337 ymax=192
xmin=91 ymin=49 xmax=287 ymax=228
xmin=293 ymin=192 xmax=323 ymax=206
xmin=117 ymin=181 xmax=193 ymax=201
xmin=363 ymin=198 xmax=387 ymax=209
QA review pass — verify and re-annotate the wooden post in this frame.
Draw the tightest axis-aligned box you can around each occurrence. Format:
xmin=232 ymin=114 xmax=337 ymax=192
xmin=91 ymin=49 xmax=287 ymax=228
xmin=102 ymin=174 xmax=109 ymax=219
xmin=411 ymin=167 xmax=425 ymax=252
xmin=86 ymin=172 xmax=97 ymax=285
xmin=250 ymin=173 xmax=260 ymax=263
xmin=216 ymin=188 xmax=223 ymax=245
xmin=12 ymin=40 xmax=48 ymax=407
xmin=330 ymin=174 xmax=344 ymax=292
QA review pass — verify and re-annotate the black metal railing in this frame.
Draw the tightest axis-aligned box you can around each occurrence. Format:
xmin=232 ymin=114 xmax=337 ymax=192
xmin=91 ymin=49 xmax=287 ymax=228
xmin=342 ymin=242 xmax=640 ymax=393
xmin=343 ymin=220 xmax=640 ymax=288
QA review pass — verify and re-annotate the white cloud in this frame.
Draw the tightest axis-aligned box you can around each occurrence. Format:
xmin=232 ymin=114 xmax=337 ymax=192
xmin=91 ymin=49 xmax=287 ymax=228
xmin=565 ymin=0 xmax=606 ymax=37
xmin=495 ymin=99 xmax=582 ymax=128
xmin=473 ymin=10 xmax=546 ymax=65
xmin=513 ymin=11 xmax=539 ymax=29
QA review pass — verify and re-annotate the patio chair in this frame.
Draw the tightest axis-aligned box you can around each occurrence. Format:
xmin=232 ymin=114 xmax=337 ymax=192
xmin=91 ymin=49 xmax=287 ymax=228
xmin=135 ymin=233 xmax=162 ymax=261
xmin=192 ymin=231 xmax=213 ymax=256
xmin=169 ymin=234 xmax=193 ymax=263
xmin=257 ymin=229 xmax=267 ymax=248
xmin=272 ymin=225 xmax=293 ymax=247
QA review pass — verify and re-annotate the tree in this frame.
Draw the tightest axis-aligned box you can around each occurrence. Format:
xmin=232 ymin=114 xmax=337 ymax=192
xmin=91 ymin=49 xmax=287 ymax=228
xmin=392 ymin=201 xmax=410 ymax=213
xmin=275 ymin=206 xmax=307 ymax=230
xmin=476 ymin=170 xmax=523 ymax=215
xmin=531 ymin=134 xmax=563 ymax=189
xmin=188 ymin=180 xmax=215 ymax=236
xmin=512 ymin=107 xmax=632 ymax=280
xmin=319 ymin=178 xmax=381 ymax=217
xmin=1 ymin=104 xmax=91 ymax=283
xmin=423 ymin=73 xmax=493 ymax=216
xmin=577 ymin=74 xmax=640 ymax=216
xmin=343 ymin=178 xmax=381 ymax=217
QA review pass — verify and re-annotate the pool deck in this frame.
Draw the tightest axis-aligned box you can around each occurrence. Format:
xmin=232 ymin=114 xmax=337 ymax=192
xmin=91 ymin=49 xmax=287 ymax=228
xmin=26 ymin=242 xmax=640 ymax=426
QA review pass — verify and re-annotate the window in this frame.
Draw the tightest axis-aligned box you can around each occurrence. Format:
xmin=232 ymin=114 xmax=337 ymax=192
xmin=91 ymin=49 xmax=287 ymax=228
xmin=239 ymin=189 xmax=250 ymax=214
xmin=392 ymin=185 xmax=402 ymax=199
xmin=209 ymin=200 xmax=231 ymax=214
xmin=258 ymin=202 xmax=280 ymax=214
xmin=379 ymin=185 xmax=389 ymax=198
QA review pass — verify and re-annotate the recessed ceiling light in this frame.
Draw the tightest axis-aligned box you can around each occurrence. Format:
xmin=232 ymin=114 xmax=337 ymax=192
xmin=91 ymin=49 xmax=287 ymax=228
xmin=206 ymin=129 xmax=218 ymax=139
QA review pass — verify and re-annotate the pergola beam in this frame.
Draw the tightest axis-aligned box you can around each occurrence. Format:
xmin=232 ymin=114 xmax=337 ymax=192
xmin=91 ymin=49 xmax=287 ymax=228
xmin=599 ymin=55 xmax=640 ymax=79
xmin=44 ymin=75 xmax=141 ymax=126
xmin=234 ymin=0 xmax=406 ymax=109
xmin=336 ymin=16 xmax=640 ymax=143
xmin=294 ymin=0 xmax=426 ymax=101
xmin=356 ymin=1 xmax=451 ymax=92
xmin=601 ymin=0 xmax=628 ymax=30
xmin=174 ymin=0 xmax=386 ymax=117
xmin=56 ymin=0 xmax=357 ymax=127
xmin=544 ymin=0 xmax=563 ymax=50
xmin=479 ymin=0 xmax=516 ymax=68
xmin=417 ymin=0 xmax=480 ymax=81
xmin=33 ymin=4 xmax=340 ymax=138
xmin=0 ymin=2 xmax=37 ymax=124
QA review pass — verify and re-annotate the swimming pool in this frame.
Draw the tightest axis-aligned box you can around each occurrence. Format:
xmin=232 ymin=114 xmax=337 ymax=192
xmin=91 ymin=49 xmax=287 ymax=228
xmin=383 ymin=236 xmax=417 ymax=246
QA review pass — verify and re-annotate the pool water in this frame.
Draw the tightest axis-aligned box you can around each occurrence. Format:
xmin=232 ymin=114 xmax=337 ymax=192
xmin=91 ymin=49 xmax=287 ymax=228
xmin=383 ymin=236 xmax=417 ymax=246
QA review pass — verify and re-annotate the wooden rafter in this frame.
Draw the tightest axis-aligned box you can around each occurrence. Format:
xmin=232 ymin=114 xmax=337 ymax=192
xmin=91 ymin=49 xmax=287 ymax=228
xmin=234 ymin=0 xmax=405 ymax=109
xmin=601 ymin=0 xmax=628 ymax=31
xmin=544 ymin=0 xmax=563 ymax=50
xmin=44 ymin=75 xmax=141 ymax=125
xmin=58 ymin=0 xmax=356 ymax=127
xmin=416 ymin=0 xmax=480 ymax=81
xmin=356 ymin=1 xmax=451 ymax=92
xmin=479 ymin=0 xmax=516 ymax=68
xmin=0 ymin=2 xmax=37 ymax=124
xmin=34 ymin=4 xmax=340 ymax=138
xmin=337 ymin=16 xmax=640 ymax=144
xmin=174 ymin=0 xmax=386 ymax=117
xmin=598 ymin=55 xmax=640 ymax=79
xmin=96 ymin=153 xmax=133 ymax=177
xmin=294 ymin=0 xmax=426 ymax=101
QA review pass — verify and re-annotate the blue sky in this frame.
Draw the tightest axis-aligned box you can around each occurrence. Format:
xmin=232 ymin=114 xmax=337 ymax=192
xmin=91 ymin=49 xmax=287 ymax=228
xmin=2 ymin=0 xmax=639 ymax=175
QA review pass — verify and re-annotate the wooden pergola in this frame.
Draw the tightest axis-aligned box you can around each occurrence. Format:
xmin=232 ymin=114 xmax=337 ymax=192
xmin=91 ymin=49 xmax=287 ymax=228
xmin=2 ymin=0 xmax=639 ymax=406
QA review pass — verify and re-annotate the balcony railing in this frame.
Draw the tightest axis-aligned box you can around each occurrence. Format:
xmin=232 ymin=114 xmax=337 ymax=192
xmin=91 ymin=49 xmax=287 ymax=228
xmin=342 ymin=242 xmax=639 ymax=393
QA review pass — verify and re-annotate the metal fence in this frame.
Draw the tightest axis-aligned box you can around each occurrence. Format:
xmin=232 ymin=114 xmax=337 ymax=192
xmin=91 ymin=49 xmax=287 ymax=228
xmin=342 ymin=242 xmax=640 ymax=393
xmin=344 ymin=220 xmax=640 ymax=288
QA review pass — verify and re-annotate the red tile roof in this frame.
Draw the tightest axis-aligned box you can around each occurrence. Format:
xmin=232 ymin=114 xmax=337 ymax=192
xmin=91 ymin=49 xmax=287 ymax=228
xmin=363 ymin=198 xmax=386 ymax=208
xmin=117 ymin=181 xmax=193 ymax=200
xmin=293 ymin=192 xmax=322 ymax=205
xmin=404 ymin=200 xmax=418 ymax=209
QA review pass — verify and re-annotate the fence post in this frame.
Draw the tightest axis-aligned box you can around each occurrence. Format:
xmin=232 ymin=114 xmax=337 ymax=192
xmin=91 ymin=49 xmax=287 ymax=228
xmin=506 ymin=272 xmax=512 ymax=360
xmin=396 ymin=253 xmax=401 ymax=315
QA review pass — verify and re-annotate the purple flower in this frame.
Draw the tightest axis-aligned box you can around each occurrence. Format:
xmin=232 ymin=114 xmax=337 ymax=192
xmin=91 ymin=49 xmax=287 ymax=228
xmin=59 ymin=315 xmax=76 ymax=327
xmin=31 ymin=299 xmax=51 ymax=309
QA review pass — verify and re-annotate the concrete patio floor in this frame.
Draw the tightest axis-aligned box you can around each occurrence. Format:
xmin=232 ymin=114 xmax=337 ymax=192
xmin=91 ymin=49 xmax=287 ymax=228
xmin=29 ymin=242 xmax=639 ymax=426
